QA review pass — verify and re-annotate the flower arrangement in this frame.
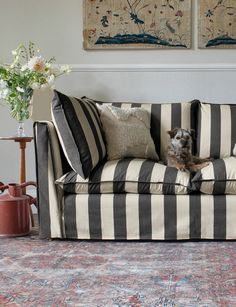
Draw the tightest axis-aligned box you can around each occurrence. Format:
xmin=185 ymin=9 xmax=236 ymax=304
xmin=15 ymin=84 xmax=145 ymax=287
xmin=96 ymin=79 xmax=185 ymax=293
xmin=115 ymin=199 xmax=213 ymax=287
xmin=0 ymin=42 xmax=70 ymax=122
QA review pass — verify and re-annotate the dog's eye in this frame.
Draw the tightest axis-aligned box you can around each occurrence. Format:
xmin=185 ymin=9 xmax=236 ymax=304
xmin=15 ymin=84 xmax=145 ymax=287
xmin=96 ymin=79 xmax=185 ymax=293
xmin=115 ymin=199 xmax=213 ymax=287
xmin=186 ymin=136 xmax=190 ymax=140
xmin=176 ymin=136 xmax=181 ymax=140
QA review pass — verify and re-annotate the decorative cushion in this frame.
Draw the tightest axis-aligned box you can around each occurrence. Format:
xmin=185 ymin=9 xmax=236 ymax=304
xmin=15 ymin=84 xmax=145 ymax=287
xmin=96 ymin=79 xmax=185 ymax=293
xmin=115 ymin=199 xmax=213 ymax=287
xmin=56 ymin=158 xmax=191 ymax=195
xmin=97 ymin=104 xmax=159 ymax=161
xmin=81 ymin=97 xmax=198 ymax=161
xmin=192 ymin=157 xmax=236 ymax=195
xmin=196 ymin=102 xmax=236 ymax=159
xmin=51 ymin=91 xmax=106 ymax=179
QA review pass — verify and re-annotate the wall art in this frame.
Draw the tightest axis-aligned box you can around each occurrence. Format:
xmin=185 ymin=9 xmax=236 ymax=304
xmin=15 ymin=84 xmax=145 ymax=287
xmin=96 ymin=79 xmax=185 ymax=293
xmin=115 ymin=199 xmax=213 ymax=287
xmin=83 ymin=0 xmax=192 ymax=49
xmin=198 ymin=0 xmax=236 ymax=48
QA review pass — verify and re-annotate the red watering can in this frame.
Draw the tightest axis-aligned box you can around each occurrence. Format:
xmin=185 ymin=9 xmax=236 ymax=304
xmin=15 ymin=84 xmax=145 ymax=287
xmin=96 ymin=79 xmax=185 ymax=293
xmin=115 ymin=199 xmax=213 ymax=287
xmin=0 ymin=181 xmax=37 ymax=237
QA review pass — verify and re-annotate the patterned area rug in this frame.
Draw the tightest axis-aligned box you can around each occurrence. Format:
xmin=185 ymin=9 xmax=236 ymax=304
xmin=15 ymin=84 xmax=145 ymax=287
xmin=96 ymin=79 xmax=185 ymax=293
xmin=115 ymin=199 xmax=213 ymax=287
xmin=0 ymin=225 xmax=236 ymax=306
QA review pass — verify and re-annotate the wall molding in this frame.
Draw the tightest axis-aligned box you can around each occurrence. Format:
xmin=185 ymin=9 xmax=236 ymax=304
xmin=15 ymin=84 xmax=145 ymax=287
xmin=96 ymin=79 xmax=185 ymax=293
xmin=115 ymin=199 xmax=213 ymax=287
xmin=70 ymin=64 xmax=236 ymax=73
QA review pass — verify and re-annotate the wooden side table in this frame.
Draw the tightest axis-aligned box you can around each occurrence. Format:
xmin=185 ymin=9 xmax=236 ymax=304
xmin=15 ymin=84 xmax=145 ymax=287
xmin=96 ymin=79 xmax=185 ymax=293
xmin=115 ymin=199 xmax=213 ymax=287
xmin=0 ymin=136 xmax=35 ymax=226
xmin=0 ymin=137 xmax=34 ymax=192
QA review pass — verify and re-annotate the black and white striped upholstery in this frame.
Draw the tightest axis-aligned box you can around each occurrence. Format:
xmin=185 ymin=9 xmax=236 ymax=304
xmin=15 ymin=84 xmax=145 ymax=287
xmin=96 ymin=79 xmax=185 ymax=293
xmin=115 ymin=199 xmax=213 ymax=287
xmin=34 ymin=102 xmax=236 ymax=241
xmin=192 ymin=157 xmax=236 ymax=195
xmin=34 ymin=121 xmax=65 ymax=239
xmin=63 ymin=193 xmax=236 ymax=240
xmin=52 ymin=91 xmax=106 ymax=179
xmin=82 ymin=97 xmax=198 ymax=161
xmin=56 ymin=158 xmax=191 ymax=195
xmin=196 ymin=102 xmax=236 ymax=159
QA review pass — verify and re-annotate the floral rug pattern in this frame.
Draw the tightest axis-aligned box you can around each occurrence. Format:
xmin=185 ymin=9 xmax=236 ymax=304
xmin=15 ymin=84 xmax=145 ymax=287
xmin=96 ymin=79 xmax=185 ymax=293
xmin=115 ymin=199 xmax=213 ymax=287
xmin=0 ymin=226 xmax=236 ymax=306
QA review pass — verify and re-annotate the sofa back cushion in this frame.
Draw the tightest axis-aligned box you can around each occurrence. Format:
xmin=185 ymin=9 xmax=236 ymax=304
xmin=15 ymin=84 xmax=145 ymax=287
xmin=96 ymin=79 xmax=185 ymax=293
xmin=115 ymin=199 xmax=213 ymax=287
xmin=52 ymin=91 xmax=106 ymax=179
xmin=196 ymin=102 xmax=236 ymax=159
xmin=82 ymin=97 xmax=198 ymax=161
xmin=56 ymin=158 xmax=191 ymax=195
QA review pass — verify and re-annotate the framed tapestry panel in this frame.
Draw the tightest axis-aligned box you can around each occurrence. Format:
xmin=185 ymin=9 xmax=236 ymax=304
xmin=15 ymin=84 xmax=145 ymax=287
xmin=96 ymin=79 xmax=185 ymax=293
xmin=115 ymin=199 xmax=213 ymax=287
xmin=198 ymin=0 xmax=236 ymax=48
xmin=83 ymin=0 xmax=192 ymax=49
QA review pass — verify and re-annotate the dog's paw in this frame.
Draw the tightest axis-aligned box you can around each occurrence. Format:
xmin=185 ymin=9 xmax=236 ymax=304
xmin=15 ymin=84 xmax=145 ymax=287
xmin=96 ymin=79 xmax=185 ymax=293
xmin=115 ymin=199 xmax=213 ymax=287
xmin=192 ymin=162 xmax=210 ymax=172
xmin=176 ymin=164 xmax=187 ymax=172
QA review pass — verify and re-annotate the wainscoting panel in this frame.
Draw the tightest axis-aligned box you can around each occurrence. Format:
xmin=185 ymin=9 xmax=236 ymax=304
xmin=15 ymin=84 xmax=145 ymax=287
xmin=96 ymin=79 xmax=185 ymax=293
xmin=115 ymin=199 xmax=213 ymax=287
xmin=56 ymin=64 xmax=236 ymax=103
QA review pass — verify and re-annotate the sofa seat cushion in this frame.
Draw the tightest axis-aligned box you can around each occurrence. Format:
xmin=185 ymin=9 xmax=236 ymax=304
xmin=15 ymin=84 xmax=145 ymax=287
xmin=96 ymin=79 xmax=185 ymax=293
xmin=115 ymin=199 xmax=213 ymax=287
xmin=51 ymin=91 xmax=106 ymax=179
xmin=192 ymin=157 xmax=236 ymax=195
xmin=56 ymin=158 xmax=191 ymax=195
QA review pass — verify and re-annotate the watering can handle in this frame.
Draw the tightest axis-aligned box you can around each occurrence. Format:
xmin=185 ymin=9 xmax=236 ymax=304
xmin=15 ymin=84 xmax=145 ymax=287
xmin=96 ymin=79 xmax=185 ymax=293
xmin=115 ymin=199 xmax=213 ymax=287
xmin=0 ymin=182 xmax=37 ymax=192
xmin=0 ymin=182 xmax=37 ymax=201
xmin=21 ymin=181 xmax=37 ymax=206
xmin=0 ymin=183 xmax=9 ymax=193
xmin=22 ymin=181 xmax=37 ymax=228
xmin=20 ymin=181 xmax=37 ymax=189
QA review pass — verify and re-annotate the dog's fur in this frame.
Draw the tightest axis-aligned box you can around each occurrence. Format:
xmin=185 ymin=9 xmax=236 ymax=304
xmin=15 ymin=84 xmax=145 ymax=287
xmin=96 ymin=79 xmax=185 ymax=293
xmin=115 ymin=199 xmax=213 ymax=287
xmin=166 ymin=128 xmax=211 ymax=172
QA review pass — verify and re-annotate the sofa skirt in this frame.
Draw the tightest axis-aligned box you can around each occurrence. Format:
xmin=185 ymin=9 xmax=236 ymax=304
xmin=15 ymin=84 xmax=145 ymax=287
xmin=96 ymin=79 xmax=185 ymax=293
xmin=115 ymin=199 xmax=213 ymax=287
xmin=56 ymin=194 xmax=236 ymax=240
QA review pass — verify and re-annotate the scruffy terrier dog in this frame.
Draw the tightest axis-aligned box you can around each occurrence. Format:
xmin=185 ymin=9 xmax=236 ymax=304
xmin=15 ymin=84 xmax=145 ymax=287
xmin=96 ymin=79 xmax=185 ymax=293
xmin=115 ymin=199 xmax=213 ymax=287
xmin=166 ymin=128 xmax=210 ymax=172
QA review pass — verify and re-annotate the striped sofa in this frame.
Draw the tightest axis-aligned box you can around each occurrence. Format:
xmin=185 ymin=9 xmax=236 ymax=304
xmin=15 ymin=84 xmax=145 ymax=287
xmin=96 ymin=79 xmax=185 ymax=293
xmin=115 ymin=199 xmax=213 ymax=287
xmin=34 ymin=97 xmax=236 ymax=240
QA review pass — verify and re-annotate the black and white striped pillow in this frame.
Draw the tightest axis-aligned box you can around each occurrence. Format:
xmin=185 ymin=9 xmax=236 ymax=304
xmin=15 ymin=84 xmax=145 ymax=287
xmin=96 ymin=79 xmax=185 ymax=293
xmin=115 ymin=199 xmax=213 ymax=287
xmin=56 ymin=158 xmax=192 ymax=195
xmin=196 ymin=102 xmax=236 ymax=159
xmin=82 ymin=97 xmax=198 ymax=161
xmin=52 ymin=91 xmax=106 ymax=179
xmin=192 ymin=157 xmax=236 ymax=195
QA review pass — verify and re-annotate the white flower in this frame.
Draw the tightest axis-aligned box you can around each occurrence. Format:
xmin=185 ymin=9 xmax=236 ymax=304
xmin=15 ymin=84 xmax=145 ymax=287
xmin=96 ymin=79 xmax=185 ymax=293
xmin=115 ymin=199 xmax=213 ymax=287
xmin=0 ymin=79 xmax=7 ymax=90
xmin=11 ymin=49 xmax=17 ymax=56
xmin=28 ymin=56 xmax=46 ymax=72
xmin=14 ymin=55 xmax=19 ymax=62
xmin=16 ymin=86 xmax=25 ymax=93
xmin=46 ymin=74 xmax=55 ymax=86
xmin=61 ymin=65 xmax=71 ymax=74
xmin=31 ymin=82 xmax=41 ymax=90
xmin=21 ymin=64 xmax=28 ymax=72
xmin=49 ymin=65 xmax=61 ymax=76
xmin=41 ymin=83 xmax=49 ymax=90
xmin=0 ymin=88 xmax=9 ymax=99
xmin=0 ymin=80 xmax=9 ymax=99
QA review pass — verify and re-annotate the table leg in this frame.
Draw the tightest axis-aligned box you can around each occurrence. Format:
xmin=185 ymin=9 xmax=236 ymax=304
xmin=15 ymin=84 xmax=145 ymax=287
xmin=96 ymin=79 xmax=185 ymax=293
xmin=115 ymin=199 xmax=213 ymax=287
xmin=19 ymin=141 xmax=26 ymax=193
xmin=19 ymin=140 xmax=34 ymax=227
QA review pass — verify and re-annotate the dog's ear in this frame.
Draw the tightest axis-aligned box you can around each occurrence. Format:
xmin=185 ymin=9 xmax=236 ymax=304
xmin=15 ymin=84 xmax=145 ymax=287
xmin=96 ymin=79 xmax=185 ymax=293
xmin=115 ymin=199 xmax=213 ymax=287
xmin=167 ymin=128 xmax=178 ymax=138
xmin=189 ymin=129 xmax=195 ymax=140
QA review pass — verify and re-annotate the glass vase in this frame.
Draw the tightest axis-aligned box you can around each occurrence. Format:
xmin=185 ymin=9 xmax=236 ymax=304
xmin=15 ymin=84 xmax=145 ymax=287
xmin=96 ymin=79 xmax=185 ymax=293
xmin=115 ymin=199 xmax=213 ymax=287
xmin=17 ymin=121 xmax=26 ymax=137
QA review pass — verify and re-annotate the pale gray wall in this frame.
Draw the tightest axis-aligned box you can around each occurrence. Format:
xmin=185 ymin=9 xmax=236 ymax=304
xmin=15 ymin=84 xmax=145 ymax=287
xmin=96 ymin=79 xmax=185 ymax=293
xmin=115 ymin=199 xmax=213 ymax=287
xmin=0 ymin=0 xmax=236 ymax=183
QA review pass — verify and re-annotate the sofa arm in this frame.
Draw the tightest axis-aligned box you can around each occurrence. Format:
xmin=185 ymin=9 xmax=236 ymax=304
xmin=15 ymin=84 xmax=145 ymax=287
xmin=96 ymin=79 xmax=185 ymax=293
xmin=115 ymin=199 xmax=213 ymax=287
xmin=34 ymin=121 xmax=64 ymax=239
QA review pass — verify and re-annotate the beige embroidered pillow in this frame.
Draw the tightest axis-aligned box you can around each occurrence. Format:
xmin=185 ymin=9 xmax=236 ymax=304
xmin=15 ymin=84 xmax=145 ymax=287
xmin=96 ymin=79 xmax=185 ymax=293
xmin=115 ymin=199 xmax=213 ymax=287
xmin=97 ymin=104 xmax=159 ymax=161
